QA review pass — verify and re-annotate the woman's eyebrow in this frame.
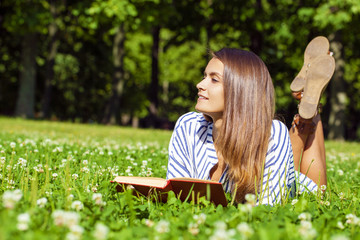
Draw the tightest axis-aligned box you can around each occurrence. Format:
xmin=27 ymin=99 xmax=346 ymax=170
xmin=203 ymin=71 xmax=223 ymax=78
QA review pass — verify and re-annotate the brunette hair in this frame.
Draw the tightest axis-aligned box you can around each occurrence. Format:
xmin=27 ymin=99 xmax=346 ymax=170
xmin=213 ymin=48 xmax=275 ymax=202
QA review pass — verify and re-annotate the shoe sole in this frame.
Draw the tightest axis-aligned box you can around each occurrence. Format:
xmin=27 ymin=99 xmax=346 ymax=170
xmin=298 ymin=55 xmax=335 ymax=119
xmin=290 ymin=36 xmax=330 ymax=92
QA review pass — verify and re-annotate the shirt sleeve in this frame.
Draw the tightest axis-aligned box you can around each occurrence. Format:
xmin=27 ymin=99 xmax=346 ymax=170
xmin=166 ymin=115 xmax=193 ymax=179
xmin=295 ymin=171 xmax=318 ymax=193
xmin=258 ymin=120 xmax=296 ymax=205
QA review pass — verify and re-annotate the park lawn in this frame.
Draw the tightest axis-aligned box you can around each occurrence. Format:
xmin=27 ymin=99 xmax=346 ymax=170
xmin=0 ymin=117 xmax=359 ymax=240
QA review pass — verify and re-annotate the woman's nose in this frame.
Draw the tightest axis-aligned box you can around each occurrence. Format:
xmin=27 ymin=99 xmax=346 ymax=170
xmin=197 ymin=78 xmax=206 ymax=91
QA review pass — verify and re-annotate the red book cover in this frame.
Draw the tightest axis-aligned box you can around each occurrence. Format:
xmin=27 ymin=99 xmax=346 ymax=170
xmin=112 ymin=176 xmax=227 ymax=206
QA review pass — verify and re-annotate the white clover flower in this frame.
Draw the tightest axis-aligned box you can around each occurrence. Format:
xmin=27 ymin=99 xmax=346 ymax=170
xmin=45 ymin=191 xmax=53 ymax=197
xmin=92 ymin=187 xmax=98 ymax=192
xmin=291 ymin=199 xmax=299 ymax=205
xmin=2 ymin=189 xmax=23 ymax=209
xmin=324 ymin=201 xmax=330 ymax=206
xmin=188 ymin=223 xmax=199 ymax=235
xmin=142 ymin=160 xmax=148 ymax=166
xmin=17 ymin=222 xmax=29 ymax=231
xmin=193 ymin=213 xmax=207 ymax=225
xmin=337 ymin=221 xmax=345 ymax=229
xmin=239 ymin=203 xmax=253 ymax=214
xmin=10 ymin=142 xmax=16 ymax=148
xmin=72 ymin=174 xmax=79 ymax=180
xmin=17 ymin=212 xmax=30 ymax=231
xmin=52 ymin=210 xmax=80 ymax=227
xmin=337 ymin=169 xmax=344 ymax=176
xmin=298 ymin=212 xmax=312 ymax=221
xmin=71 ymin=200 xmax=84 ymax=211
xmin=320 ymin=185 xmax=326 ymax=191
xmin=83 ymin=160 xmax=88 ymax=165
xmin=227 ymin=229 xmax=236 ymax=238
xmin=210 ymin=229 xmax=229 ymax=240
xmin=65 ymin=212 xmax=81 ymax=228
xmin=245 ymin=193 xmax=256 ymax=205
xmin=92 ymin=193 xmax=104 ymax=206
xmin=69 ymin=225 xmax=84 ymax=238
xmin=339 ymin=192 xmax=345 ymax=200
xmin=37 ymin=197 xmax=48 ymax=208
xmin=214 ymin=221 xmax=227 ymax=231
xmin=237 ymin=222 xmax=253 ymax=239
xmin=93 ymin=222 xmax=109 ymax=240
xmin=17 ymin=158 xmax=27 ymax=167
xmin=145 ymin=219 xmax=154 ymax=227
xmin=345 ymin=214 xmax=360 ymax=225
xmin=298 ymin=221 xmax=317 ymax=239
xmin=66 ymin=232 xmax=79 ymax=240
xmin=155 ymin=220 xmax=170 ymax=234
xmin=108 ymin=151 xmax=113 ymax=156
xmin=52 ymin=173 xmax=58 ymax=179
xmin=52 ymin=210 xmax=66 ymax=226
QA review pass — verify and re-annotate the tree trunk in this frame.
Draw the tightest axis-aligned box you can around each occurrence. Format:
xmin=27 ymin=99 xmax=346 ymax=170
xmin=102 ymin=24 xmax=126 ymax=125
xmin=42 ymin=0 xmax=59 ymax=119
xmin=15 ymin=32 xmax=38 ymax=118
xmin=148 ymin=25 xmax=160 ymax=127
xmin=328 ymin=31 xmax=346 ymax=140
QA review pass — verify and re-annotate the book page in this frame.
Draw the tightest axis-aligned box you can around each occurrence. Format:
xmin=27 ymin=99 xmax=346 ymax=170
xmin=171 ymin=178 xmax=219 ymax=184
xmin=112 ymin=176 xmax=168 ymax=188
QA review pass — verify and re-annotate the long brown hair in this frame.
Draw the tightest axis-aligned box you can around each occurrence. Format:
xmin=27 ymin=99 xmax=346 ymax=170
xmin=213 ymin=48 xmax=275 ymax=202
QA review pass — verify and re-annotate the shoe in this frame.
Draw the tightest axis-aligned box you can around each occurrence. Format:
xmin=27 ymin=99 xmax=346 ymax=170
xmin=298 ymin=55 xmax=335 ymax=119
xmin=290 ymin=36 xmax=330 ymax=92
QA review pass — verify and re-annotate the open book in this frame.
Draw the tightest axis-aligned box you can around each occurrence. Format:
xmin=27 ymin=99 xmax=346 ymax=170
xmin=112 ymin=176 xmax=228 ymax=206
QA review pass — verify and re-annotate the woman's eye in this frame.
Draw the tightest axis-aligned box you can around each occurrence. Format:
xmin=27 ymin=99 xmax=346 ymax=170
xmin=212 ymin=78 xmax=219 ymax=82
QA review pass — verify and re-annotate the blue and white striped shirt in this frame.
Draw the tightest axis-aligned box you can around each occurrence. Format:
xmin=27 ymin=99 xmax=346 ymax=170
xmin=166 ymin=112 xmax=318 ymax=205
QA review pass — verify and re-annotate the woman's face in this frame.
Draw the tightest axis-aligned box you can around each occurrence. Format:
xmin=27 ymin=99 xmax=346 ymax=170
xmin=195 ymin=57 xmax=225 ymax=121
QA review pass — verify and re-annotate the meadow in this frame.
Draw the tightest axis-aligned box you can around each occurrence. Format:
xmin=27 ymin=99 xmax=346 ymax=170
xmin=0 ymin=117 xmax=359 ymax=240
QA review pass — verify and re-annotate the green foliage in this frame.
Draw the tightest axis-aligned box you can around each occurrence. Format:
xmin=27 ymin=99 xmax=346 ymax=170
xmin=1 ymin=0 xmax=360 ymax=138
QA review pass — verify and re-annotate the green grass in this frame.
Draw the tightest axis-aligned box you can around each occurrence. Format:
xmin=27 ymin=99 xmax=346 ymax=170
xmin=0 ymin=117 xmax=359 ymax=240
xmin=0 ymin=117 xmax=172 ymax=145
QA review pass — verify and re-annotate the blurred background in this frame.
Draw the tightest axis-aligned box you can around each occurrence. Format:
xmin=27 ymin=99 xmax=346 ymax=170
xmin=0 ymin=0 xmax=359 ymax=140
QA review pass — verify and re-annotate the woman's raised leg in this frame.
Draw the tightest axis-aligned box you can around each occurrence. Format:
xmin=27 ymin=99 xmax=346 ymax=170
xmin=289 ymin=114 xmax=327 ymax=186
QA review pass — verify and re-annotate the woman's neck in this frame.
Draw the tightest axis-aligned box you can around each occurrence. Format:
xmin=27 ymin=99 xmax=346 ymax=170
xmin=212 ymin=118 xmax=223 ymax=141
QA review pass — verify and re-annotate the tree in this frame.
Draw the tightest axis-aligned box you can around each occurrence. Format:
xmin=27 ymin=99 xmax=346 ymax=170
xmin=82 ymin=0 xmax=138 ymax=125
xmin=3 ymin=0 xmax=51 ymax=118
xmin=41 ymin=0 xmax=65 ymax=119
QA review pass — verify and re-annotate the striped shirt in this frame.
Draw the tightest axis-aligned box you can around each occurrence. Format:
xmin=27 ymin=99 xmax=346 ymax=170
xmin=166 ymin=112 xmax=318 ymax=205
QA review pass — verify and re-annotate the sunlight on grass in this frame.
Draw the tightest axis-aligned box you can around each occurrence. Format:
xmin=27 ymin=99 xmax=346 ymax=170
xmin=0 ymin=117 xmax=359 ymax=239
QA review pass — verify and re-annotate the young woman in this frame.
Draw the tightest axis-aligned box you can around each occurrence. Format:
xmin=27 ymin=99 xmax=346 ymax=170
xmin=166 ymin=39 xmax=335 ymax=205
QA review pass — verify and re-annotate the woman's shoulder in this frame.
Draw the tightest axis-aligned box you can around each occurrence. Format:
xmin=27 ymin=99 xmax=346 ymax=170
xmin=269 ymin=119 xmax=290 ymax=148
xmin=270 ymin=119 xmax=289 ymax=137
xmin=174 ymin=112 xmax=209 ymax=129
